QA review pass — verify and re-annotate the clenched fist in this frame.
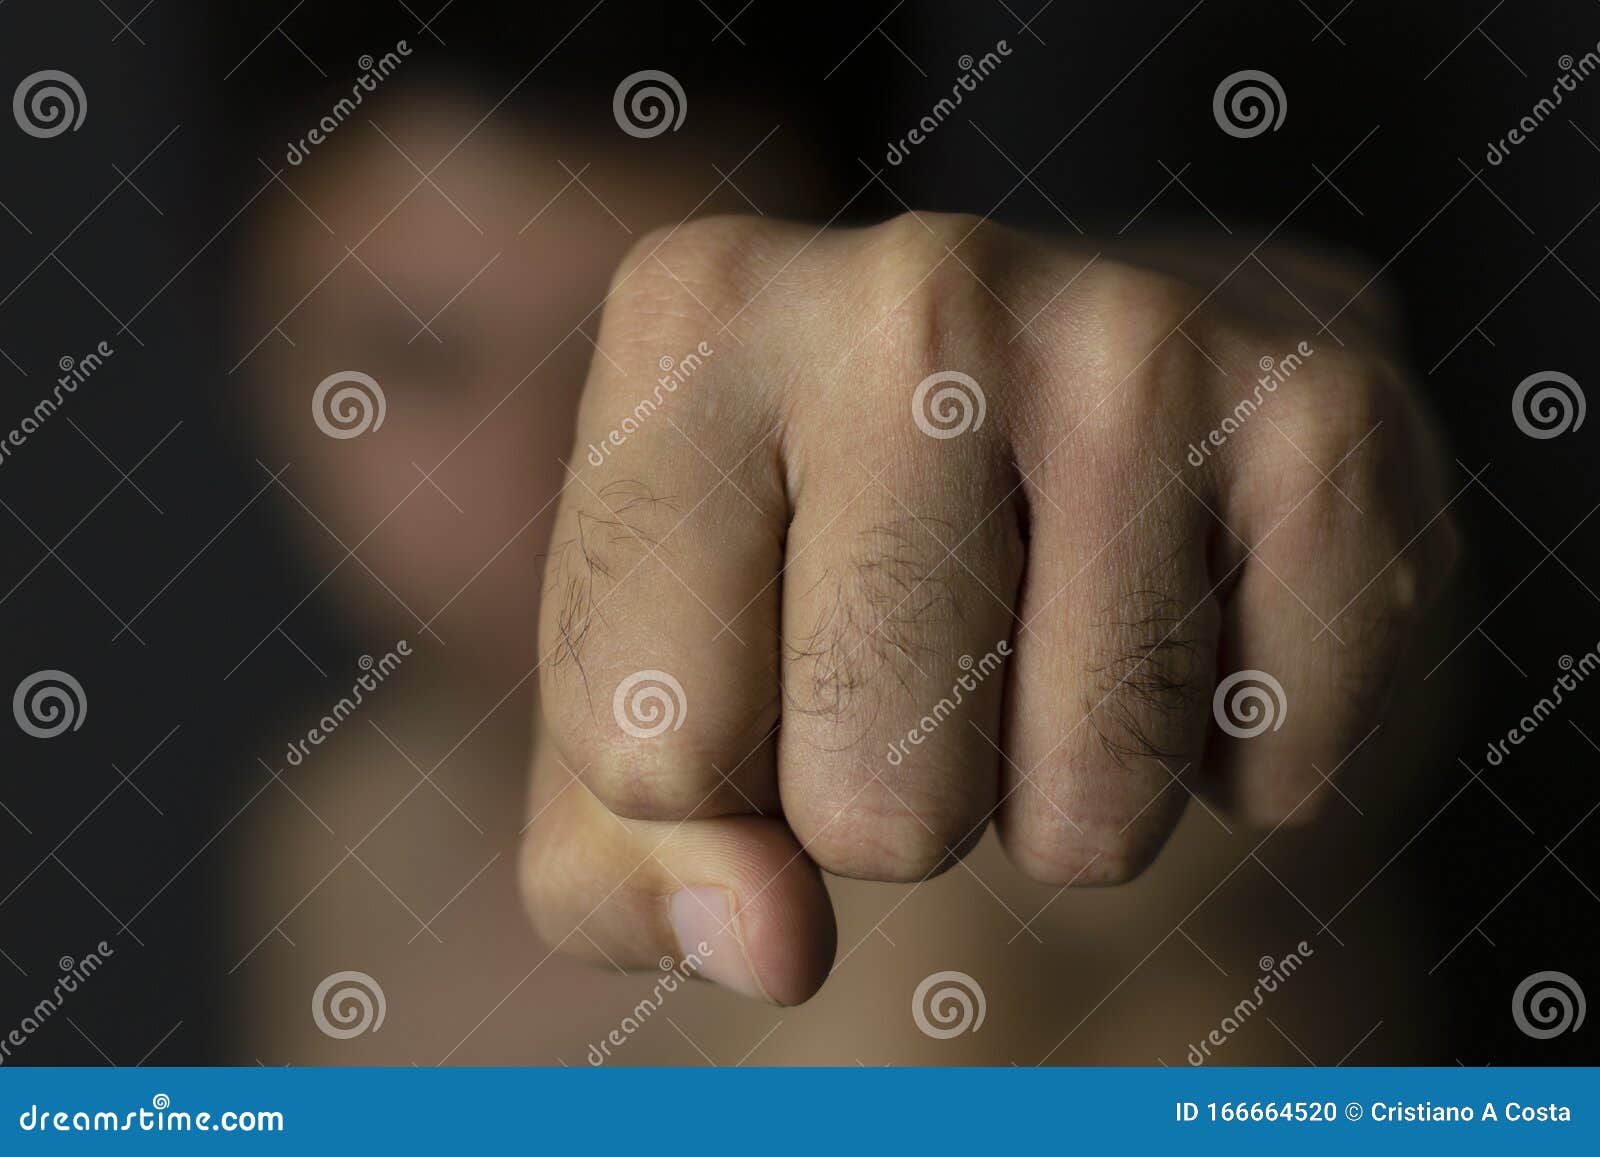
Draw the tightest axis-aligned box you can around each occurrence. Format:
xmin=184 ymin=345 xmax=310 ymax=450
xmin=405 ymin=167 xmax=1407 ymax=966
xmin=520 ymin=212 xmax=1456 ymax=1004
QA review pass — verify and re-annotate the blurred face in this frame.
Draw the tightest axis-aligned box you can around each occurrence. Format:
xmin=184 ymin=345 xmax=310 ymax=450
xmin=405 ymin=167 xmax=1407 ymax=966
xmin=241 ymin=90 xmax=682 ymax=683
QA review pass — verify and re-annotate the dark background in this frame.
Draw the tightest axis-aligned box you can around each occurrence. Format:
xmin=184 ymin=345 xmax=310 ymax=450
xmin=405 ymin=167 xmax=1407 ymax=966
xmin=0 ymin=0 xmax=1595 ymax=1064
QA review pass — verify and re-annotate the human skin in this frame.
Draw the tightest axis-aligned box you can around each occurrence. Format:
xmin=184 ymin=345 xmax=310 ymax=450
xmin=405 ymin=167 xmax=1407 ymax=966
xmin=232 ymin=99 xmax=1444 ymax=1062
xmin=521 ymin=211 xmax=1460 ymax=1005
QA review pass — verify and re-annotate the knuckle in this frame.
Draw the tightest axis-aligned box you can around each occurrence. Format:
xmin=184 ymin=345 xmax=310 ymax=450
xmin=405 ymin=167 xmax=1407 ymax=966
xmin=1002 ymin=822 xmax=1165 ymax=886
xmin=1090 ymin=258 xmax=1204 ymax=327
xmin=1273 ymin=354 xmax=1388 ymax=464
xmin=601 ymin=215 xmax=767 ymax=348
xmin=855 ymin=212 xmax=1000 ymax=361
xmin=1337 ymin=537 xmax=1422 ymax=680
xmin=1246 ymin=360 xmax=1396 ymax=534
xmin=582 ymin=744 xmax=712 ymax=821
xmin=784 ymin=522 xmax=981 ymax=724
xmin=1117 ymin=332 xmax=1209 ymax=438
xmin=1069 ymin=812 xmax=1170 ymax=883
xmin=1078 ymin=836 xmax=1164 ymax=885
xmin=1069 ymin=262 xmax=1210 ymax=437
xmin=1086 ymin=260 xmax=1205 ymax=358
xmin=1386 ymin=555 xmax=1425 ymax=616
xmin=618 ymin=215 xmax=764 ymax=295
xmin=794 ymin=789 xmax=977 ymax=882
xmin=1003 ymin=757 xmax=1181 ymax=885
xmin=869 ymin=210 xmax=990 ymax=277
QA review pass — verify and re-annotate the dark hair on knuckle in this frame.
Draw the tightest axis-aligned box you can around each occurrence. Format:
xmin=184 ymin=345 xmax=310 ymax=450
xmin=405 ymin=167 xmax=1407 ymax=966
xmin=542 ymin=480 xmax=680 ymax=706
xmin=1086 ymin=587 xmax=1210 ymax=767
xmin=783 ymin=518 xmax=964 ymax=737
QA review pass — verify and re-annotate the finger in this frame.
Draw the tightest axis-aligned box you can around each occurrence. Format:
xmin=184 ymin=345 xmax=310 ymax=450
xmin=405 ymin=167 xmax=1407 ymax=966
xmin=997 ymin=457 xmax=1221 ymax=884
xmin=520 ymin=732 xmax=835 ymax=1004
xmin=1206 ymin=379 xmax=1439 ymax=824
xmin=537 ymin=239 xmax=788 ymax=820
xmin=777 ymin=360 xmax=1026 ymax=881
